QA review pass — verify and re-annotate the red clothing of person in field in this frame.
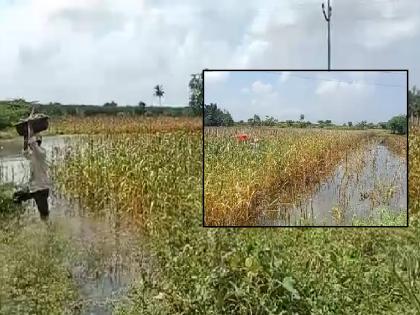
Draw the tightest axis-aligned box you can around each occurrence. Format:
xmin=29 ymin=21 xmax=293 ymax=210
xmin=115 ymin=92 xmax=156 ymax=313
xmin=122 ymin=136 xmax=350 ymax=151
xmin=236 ymin=134 xmax=250 ymax=142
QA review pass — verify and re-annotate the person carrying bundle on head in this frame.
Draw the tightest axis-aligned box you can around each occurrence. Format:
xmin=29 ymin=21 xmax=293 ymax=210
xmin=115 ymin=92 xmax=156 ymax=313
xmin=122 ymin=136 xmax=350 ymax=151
xmin=13 ymin=120 xmax=51 ymax=221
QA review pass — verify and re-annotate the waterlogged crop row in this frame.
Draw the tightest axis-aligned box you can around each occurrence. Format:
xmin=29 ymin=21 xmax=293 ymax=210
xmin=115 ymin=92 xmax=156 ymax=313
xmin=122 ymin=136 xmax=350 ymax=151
xmin=205 ymin=128 xmax=376 ymax=225
xmin=51 ymin=131 xmax=202 ymax=228
xmin=384 ymin=134 xmax=407 ymax=157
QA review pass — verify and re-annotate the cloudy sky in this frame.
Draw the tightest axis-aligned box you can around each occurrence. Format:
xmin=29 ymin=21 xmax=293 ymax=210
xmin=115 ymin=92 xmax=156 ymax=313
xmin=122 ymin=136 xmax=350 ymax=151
xmin=0 ymin=0 xmax=419 ymax=106
xmin=204 ymin=71 xmax=407 ymax=123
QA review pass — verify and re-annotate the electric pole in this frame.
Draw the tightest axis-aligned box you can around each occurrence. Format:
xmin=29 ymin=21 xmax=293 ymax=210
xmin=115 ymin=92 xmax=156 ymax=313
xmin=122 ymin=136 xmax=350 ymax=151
xmin=322 ymin=0 xmax=332 ymax=70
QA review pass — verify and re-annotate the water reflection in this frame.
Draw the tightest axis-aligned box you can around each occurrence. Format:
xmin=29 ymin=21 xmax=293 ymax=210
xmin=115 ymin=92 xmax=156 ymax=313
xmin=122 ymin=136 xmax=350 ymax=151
xmin=52 ymin=199 xmax=148 ymax=315
xmin=0 ymin=135 xmax=77 ymax=185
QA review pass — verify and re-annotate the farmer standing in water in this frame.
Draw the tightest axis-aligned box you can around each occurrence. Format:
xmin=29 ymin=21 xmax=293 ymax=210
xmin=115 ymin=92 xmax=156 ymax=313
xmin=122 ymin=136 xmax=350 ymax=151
xmin=13 ymin=121 xmax=51 ymax=221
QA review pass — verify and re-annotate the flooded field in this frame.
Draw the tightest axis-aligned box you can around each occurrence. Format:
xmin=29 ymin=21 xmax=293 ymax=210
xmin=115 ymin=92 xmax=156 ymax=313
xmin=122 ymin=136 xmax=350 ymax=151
xmin=0 ymin=115 xmax=417 ymax=313
xmin=0 ymin=135 xmax=74 ymax=184
xmin=258 ymin=141 xmax=407 ymax=226
xmin=0 ymin=117 xmax=203 ymax=314
xmin=204 ymin=128 xmax=407 ymax=226
xmin=0 ymin=136 xmax=149 ymax=314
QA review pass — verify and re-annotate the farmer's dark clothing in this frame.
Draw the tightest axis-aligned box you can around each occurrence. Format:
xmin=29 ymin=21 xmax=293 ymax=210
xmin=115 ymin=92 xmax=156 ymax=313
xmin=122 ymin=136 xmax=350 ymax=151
xmin=13 ymin=189 xmax=50 ymax=220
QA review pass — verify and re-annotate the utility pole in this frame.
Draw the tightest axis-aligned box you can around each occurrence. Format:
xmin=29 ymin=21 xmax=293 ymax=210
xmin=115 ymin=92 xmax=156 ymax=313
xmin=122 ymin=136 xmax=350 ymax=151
xmin=322 ymin=0 xmax=332 ymax=70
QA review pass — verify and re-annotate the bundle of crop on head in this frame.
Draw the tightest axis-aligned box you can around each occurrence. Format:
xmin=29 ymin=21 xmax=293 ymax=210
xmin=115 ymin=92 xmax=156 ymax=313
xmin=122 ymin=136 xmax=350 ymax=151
xmin=14 ymin=114 xmax=49 ymax=137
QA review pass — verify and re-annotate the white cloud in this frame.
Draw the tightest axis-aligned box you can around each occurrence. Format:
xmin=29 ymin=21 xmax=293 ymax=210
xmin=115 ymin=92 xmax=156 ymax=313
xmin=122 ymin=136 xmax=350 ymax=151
xmin=279 ymin=71 xmax=290 ymax=83
xmin=232 ymin=88 xmax=297 ymax=121
xmin=251 ymin=80 xmax=273 ymax=94
xmin=205 ymin=71 xmax=230 ymax=84
xmin=315 ymin=81 xmax=338 ymax=95
xmin=314 ymin=78 xmax=376 ymax=123
xmin=362 ymin=18 xmax=419 ymax=49
xmin=233 ymin=38 xmax=271 ymax=68
xmin=249 ymin=1 xmax=297 ymax=35
xmin=315 ymin=80 xmax=369 ymax=95
xmin=0 ymin=0 xmax=419 ymax=105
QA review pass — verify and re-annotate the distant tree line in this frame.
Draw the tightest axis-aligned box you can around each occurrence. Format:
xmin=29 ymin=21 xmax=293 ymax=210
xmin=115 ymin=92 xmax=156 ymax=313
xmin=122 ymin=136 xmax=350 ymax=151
xmin=235 ymin=113 xmax=407 ymax=134
xmin=236 ymin=114 xmax=407 ymax=134
xmin=203 ymin=107 xmax=407 ymax=133
xmin=0 ymin=99 xmax=194 ymax=131
xmin=204 ymin=103 xmax=234 ymax=126
xmin=0 ymin=74 xmax=205 ymax=131
xmin=39 ymin=101 xmax=192 ymax=117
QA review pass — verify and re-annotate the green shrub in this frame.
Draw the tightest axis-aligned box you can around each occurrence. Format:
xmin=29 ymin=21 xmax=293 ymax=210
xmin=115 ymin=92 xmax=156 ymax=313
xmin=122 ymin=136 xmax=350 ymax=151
xmin=0 ymin=183 xmax=25 ymax=217
xmin=388 ymin=115 xmax=407 ymax=134
xmin=0 ymin=102 xmax=31 ymax=130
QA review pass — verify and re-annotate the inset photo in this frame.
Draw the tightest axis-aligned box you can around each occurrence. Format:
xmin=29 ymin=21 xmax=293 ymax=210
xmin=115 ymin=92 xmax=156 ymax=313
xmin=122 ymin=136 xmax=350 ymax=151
xmin=203 ymin=70 xmax=408 ymax=227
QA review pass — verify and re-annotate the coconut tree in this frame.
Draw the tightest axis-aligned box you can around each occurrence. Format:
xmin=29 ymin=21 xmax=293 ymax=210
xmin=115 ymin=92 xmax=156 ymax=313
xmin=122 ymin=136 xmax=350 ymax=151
xmin=153 ymin=85 xmax=165 ymax=106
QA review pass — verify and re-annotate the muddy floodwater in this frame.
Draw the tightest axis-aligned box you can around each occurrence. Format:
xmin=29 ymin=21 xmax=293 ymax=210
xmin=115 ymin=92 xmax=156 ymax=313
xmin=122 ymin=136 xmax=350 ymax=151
xmin=0 ymin=136 xmax=148 ymax=314
xmin=258 ymin=143 xmax=407 ymax=226
xmin=0 ymin=135 xmax=75 ymax=184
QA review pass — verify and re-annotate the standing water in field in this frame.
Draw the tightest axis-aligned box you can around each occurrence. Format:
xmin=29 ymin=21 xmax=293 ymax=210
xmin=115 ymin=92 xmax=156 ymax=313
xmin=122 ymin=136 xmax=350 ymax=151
xmin=0 ymin=136 xmax=149 ymax=314
xmin=258 ymin=142 xmax=407 ymax=226
xmin=0 ymin=135 xmax=76 ymax=184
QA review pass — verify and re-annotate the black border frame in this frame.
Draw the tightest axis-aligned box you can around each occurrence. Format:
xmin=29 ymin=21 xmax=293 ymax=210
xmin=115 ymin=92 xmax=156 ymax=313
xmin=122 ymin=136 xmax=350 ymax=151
xmin=202 ymin=69 xmax=409 ymax=228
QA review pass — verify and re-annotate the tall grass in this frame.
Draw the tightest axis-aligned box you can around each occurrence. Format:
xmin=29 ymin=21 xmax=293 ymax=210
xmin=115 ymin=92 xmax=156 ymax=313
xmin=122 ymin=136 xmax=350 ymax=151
xmin=409 ymin=126 xmax=420 ymax=215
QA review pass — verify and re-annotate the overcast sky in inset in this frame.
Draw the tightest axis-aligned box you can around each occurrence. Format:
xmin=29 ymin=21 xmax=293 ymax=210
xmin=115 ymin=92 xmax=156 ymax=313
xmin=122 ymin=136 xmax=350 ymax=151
xmin=204 ymin=71 xmax=407 ymax=123
xmin=0 ymin=0 xmax=419 ymax=106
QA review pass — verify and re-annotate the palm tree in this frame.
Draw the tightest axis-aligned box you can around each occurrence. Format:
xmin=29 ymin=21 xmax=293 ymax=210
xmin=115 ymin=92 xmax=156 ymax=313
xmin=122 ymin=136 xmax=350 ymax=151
xmin=153 ymin=85 xmax=165 ymax=106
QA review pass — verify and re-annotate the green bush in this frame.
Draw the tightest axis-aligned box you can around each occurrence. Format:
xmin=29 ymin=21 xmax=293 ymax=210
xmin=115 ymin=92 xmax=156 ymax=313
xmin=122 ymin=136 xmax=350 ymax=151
xmin=388 ymin=115 xmax=407 ymax=134
xmin=204 ymin=103 xmax=234 ymax=126
xmin=0 ymin=102 xmax=31 ymax=130
xmin=0 ymin=183 xmax=25 ymax=217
